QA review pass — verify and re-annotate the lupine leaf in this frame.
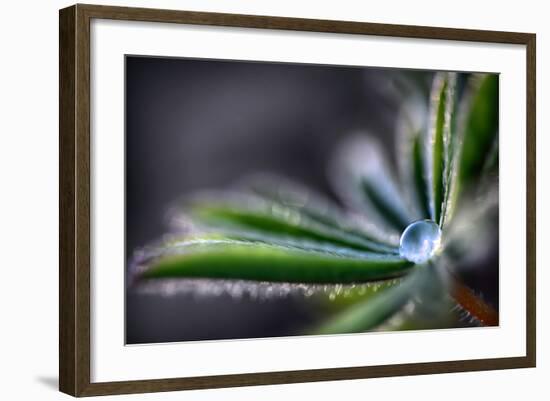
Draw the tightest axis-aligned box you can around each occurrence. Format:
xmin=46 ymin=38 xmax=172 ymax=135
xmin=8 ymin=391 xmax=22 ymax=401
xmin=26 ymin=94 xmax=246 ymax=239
xmin=314 ymin=263 xmax=434 ymax=334
xmin=188 ymin=196 xmax=397 ymax=253
xmin=241 ymin=175 xmax=397 ymax=246
xmin=437 ymin=74 xmax=498 ymax=231
xmin=458 ymin=74 xmax=499 ymax=189
xmin=138 ymin=239 xmax=414 ymax=284
xmin=412 ymin=133 xmax=431 ymax=219
xmin=439 ymin=73 xmax=460 ymax=229
xmin=480 ymin=135 xmax=499 ymax=178
xmin=330 ymin=135 xmax=412 ymax=233
xmin=377 ymin=292 xmax=463 ymax=331
xmin=425 ymin=73 xmax=456 ymax=225
xmin=319 ymin=278 xmax=403 ymax=310
xmin=442 ymin=183 xmax=498 ymax=265
xmin=395 ymin=92 xmax=430 ymax=221
xmin=375 ymin=263 xmax=462 ymax=331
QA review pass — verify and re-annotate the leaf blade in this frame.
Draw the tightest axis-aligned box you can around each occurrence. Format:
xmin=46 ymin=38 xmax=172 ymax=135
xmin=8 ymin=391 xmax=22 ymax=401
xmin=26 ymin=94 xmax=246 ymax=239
xmin=241 ymin=175 xmax=398 ymax=246
xmin=314 ymin=264 xmax=434 ymax=334
xmin=395 ymin=91 xmax=431 ymax=221
xmin=412 ymin=133 xmax=431 ymax=219
xmin=458 ymin=74 xmax=499 ymax=187
xmin=137 ymin=239 xmax=414 ymax=284
xmin=425 ymin=73 xmax=457 ymax=225
xmin=330 ymin=135 xmax=413 ymax=233
xmin=188 ymin=196 xmax=397 ymax=253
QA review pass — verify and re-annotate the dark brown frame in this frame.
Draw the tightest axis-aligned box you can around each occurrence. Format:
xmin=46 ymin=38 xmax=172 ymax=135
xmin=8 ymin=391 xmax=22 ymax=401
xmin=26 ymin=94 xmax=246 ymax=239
xmin=59 ymin=3 xmax=536 ymax=397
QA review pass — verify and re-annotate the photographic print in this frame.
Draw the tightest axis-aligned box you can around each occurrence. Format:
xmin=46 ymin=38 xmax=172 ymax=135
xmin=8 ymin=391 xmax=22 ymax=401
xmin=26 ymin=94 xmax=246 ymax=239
xmin=125 ymin=56 xmax=499 ymax=344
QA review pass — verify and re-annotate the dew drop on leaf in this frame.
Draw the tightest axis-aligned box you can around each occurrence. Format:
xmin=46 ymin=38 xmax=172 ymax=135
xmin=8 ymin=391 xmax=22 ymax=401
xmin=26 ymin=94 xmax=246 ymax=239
xmin=399 ymin=220 xmax=442 ymax=264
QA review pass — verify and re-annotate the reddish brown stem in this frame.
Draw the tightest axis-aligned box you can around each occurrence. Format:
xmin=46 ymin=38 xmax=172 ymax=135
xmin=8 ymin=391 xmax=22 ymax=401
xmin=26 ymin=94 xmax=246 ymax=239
xmin=449 ymin=274 xmax=499 ymax=326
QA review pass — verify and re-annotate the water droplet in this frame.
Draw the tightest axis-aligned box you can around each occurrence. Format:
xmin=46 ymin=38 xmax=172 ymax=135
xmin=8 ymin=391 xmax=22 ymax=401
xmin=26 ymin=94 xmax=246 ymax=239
xmin=399 ymin=220 xmax=442 ymax=264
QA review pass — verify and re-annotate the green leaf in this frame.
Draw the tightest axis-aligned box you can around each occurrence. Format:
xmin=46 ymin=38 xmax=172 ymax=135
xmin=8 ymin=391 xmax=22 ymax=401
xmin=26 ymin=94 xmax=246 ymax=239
xmin=395 ymin=93 xmax=430 ymax=221
xmin=481 ymin=135 xmax=499 ymax=178
xmin=377 ymin=292 xmax=462 ymax=331
xmin=442 ymin=183 xmax=498 ymax=265
xmin=319 ymin=279 xmax=403 ymax=310
xmin=439 ymin=73 xmax=461 ymax=229
xmin=330 ymin=136 xmax=412 ymax=233
xmin=412 ymin=133 xmax=431 ymax=219
xmin=424 ymin=72 xmax=457 ymax=225
xmin=314 ymin=263 xmax=434 ymax=334
xmin=438 ymin=74 xmax=498 ymax=230
xmin=359 ymin=180 xmax=408 ymax=231
xmin=458 ymin=74 xmax=499 ymax=189
xmin=242 ymin=175 xmax=397 ymax=246
xmin=138 ymin=238 xmax=414 ymax=284
xmin=188 ymin=196 xmax=397 ymax=254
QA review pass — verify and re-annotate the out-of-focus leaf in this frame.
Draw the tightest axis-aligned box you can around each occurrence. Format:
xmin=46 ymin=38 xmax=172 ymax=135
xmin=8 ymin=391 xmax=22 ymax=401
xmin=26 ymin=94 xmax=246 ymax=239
xmin=137 ymin=238 xmax=414 ymax=284
xmin=439 ymin=74 xmax=461 ymax=229
xmin=457 ymin=74 xmax=499 ymax=189
xmin=313 ymin=263 xmax=435 ymax=334
xmin=364 ymin=71 xmax=431 ymax=116
xmin=481 ymin=135 xmax=499 ymax=178
xmin=375 ymin=263 xmax=464 ymax=331
xmin=442 ymin=183 xmax=498 ymax=267
xmin=241 ymin=174 xmax=398 ymax=246
xmin=319 ymin=278 xmax=403 ymax=310
xmin=187 ymin=196 xmax=397 ymax=254
xmin=394 ymin=71 xmax=432 ymax=100
xmin=330 ymin=135 xmax=412 ymax=233
xmin=377 ymin=291 xmax=464 ymax=331
xmin=424 ymin=72 xmax=457 ymax=225
xmin=412 ymin=134 xmax=431 ymax=219
xmin=395 ymin=92 xmax=430 ymax=220
xmin=360 ymin=181 xmax=407 ymax=230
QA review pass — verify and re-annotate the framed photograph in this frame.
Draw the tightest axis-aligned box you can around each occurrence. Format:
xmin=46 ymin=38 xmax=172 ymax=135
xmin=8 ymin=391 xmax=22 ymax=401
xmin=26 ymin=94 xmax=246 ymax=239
xmin=59 ymin=4 xmax=536 ymax=397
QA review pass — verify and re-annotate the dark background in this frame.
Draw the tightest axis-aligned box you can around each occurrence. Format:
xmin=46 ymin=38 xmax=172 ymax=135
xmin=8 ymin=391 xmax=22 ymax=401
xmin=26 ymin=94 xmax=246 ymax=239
xmin=125 ymin=56 xmax=418 ymax=344
xmin=125 ymin=56 xmax=495 ymax=344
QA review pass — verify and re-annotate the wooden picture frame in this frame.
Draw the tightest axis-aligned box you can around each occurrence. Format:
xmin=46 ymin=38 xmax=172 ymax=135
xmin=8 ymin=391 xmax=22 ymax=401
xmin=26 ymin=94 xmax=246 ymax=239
xmin=59 ymin=3 xmax=536 ymax=397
